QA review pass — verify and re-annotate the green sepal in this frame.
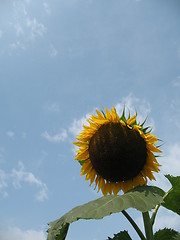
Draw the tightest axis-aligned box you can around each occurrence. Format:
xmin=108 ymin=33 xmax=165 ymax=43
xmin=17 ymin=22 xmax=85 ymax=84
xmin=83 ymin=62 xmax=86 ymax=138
xmin=142 ymin=126 xmax=151 ymax=134
xmin=101 ymin=110 xmax=106 ymax=119
xmin=154 ymin=228 xmax=180 ymax=240
xmin=140 ymin=116 xmax=148 ymax=128
xmin=78 ymin=160 xmax=85 ymax=166
xmin=107 ymin=230 xmax=132 ymax=240
xmin=120 ymin=105 xmax=127 ymax=123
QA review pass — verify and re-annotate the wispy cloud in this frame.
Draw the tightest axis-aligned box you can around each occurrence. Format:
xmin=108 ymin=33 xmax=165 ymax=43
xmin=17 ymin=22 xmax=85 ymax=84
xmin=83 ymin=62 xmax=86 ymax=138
xmin=49 ymin=44 xmax=58 ymax=57
xmin=136 ymin=207 xmax=180 ymax=236
xmin=0 ymin=169 xmax=8 ymax=198
xmin=26 ymin=17 xmax=46 ymax=41
xmin=43 ymin=2 xmax=51 ymax=15
xmin=9 ymin=41 xmax=26 ymax=50
xmin=25 ymin=0 xmax=31 ymax=4
xmin=161 ymin=143 xmax=180 ymax=176
xmin=0 ymin=226 xmax=46 ymax=240
xmin=14 ymin=23 xmax=24 ymax=37
xmin=115 ymin=94 xmax=152 ymax=126
xmin=69 ymin=112 xmax=93 ymax=137
xmin=44 ymin=102 xmax=61 ymax=114
xmin=2 ymin=1 xmax=47 ymax=52
xmin=6 ymin=131 xmax=15 ymax=138
xmin=0 ymin=162 xmax=48 ymax=201
xmin=172 ymin=76 xmax=180 ymax=87
xmin=153 ymin=208 xmax=180 ymax=232
xmin=42 ymin=129 xmax=68 ymax=143
xmin=151 ymin=143 xmax=180 ymax=192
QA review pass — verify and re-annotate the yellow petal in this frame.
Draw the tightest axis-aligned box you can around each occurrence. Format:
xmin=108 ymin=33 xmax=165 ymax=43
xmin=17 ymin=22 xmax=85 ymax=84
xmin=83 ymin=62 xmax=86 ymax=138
xmin=120 ymin=120 xmax=126 ymax=126
xmin=73 ymin=141 xmax=88 ymax=147
xmin=94 ymin=175 xmax=100 ymax=190
xmin=106 ymin=181 xmax=113 ymax=195
xmin=96 ymin=109 xmax=105 ymax=120
xmin=75 ymin=149 xmax=89 ymax=160
xmin=105 ymin=108 xmax=112 ymax=121
xmin=89 ymin=169 xmax=96 ymax=186
xmin=146 ymin=144 xmax=162 ymax=153
xmin=112 ymin=182 xmax=121 ymax=195
xmin=98 ymin=177 xmax=106 ymax=195
xmin=80 ymin=160 xmax=92 ymax=175
xmin=121 ymin=181 xmax=133 ymax=193
xmin=132 ymin=175 xmax=147 ymax=187
xmin=127 ymin=115 xmax=136 ymax=125
xmin=145 ymin=133 xmax=158 ymax=144
xmin=141 ymin=167 xmax=156 ymax=181
xmin=111 ymin=106 xmax=119 ymax=123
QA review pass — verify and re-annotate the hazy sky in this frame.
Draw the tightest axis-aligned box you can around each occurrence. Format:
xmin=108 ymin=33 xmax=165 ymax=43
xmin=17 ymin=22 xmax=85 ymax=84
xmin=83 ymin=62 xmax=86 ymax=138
xmin=0 ymin=0 xmax=180 ymax=239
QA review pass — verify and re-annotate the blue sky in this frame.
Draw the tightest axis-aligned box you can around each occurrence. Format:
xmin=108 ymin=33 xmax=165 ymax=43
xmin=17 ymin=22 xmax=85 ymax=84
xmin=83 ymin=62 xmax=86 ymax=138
xmin=0 ymin=0 xmax=180 ymax=239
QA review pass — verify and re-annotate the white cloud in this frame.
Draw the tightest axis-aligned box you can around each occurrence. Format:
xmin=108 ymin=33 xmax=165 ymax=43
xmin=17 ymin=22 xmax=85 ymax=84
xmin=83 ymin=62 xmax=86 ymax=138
xmin=153 ymin=208 xmax=180 ymax=232
xmin=0 ymin=169 xmax=8 ymax=197
xmin=49 ymin=44 xmax=58 ymax=57
xmin=42 ymin=129 xmax=68 ymax=143
xmin=6 ymin=131 xmax=15 ymax=138
xmin=161 ymin=143 xmax=180 ymax=176
xmin=2 ymin=1 xmax=48 ymax=52
xmin=136 ymin=208 xmax=180 ymax=236
xmin=9 ymin=41 xmax=25 ymax=50
xmin=0 ymin=148 xmax=5 ymax=163
xmin=21 ymin=132 xmax=27 ymax=139
xmin=69 ymin=112 xmax=93 ymax=137
xmin=25 ymin=0 xmax=31 ymax=4
xmin=43 ymin=2 xmax=51 ymax=15
xmin=115 ymin=94 xmax=152 ymax=126
xmin=11 ymin=161 xmax=48 ymax=201
xmin=0 ymin=30 xmax=2 ymax=39
xmin=151 ymin=143 xmax=180 ymax=191
xmin=0 ymin=162 xmax=48 ymax=201
xmin=44 ymin=102 xmax=60 ymax=113
xmin=0 ymin=227 xmax=46 ymax=240
xmin=26 ymin=17 xmax=46 ymax=41
xmin=172 ymin=76 xmax=180 ymax=87
xmin=14 ymin=23 xmax=24 ymax=36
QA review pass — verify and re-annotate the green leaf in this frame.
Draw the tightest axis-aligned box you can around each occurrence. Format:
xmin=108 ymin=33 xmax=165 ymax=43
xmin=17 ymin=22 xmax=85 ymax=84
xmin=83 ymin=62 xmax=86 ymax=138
xmin=47 ymin=223 xmax=69 ymax=240
xmin=154 ymin=228 xmax=180 ymax=240
xmin=47 ymin=186 xmax=163 ymax=240
xmin=162 ymin=175 xmax=180 ymax=215
xmin=107 ymin=230 xmax=132 ymax=240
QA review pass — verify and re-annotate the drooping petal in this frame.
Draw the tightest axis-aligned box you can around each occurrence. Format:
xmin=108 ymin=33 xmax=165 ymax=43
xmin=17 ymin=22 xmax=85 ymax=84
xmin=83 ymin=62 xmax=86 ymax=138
xmin=127 ymin=115 xmax=136 ymax=125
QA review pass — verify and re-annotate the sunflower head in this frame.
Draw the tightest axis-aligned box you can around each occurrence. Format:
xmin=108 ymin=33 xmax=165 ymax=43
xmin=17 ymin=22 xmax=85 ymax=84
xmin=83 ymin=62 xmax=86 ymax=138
xmin=73 ymin=106 xmax=161 ymax=195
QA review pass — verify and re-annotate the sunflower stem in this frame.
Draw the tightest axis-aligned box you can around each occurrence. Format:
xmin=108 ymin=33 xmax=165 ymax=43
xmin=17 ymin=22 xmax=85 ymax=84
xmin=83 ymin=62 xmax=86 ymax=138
xmin=142 ymin=212 xmax=154 ymax=240
xmin=122 ymin=210 xmax=146 ymax=240
xmin=150 ymin=204 xmax=160 ymax=226
xmin=151 ymin=188 xmax=172 ymax=226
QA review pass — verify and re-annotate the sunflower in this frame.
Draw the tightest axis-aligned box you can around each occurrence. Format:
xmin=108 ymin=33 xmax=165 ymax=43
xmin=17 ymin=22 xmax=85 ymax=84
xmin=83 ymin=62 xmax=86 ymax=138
xmin=73 ymin=106 xmax=161 ymax=196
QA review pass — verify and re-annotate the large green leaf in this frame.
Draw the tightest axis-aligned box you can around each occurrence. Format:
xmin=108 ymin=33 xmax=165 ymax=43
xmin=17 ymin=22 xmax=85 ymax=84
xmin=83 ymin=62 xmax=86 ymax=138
xmin=47 ymin=186 xmax=163 ymax=240
xmin=162 ymin=175 xmax=180 ymax=215
xmin=107 ymin=230 xmax=132 ymax=240
xmin=154 ymin=228 xmax=180 ymax=240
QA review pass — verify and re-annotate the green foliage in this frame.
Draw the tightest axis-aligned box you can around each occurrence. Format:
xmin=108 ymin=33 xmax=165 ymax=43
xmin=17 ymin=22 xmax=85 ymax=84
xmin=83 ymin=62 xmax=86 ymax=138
xmin=162 ymin=175 xmax=180 ymax=215
xmin=47 ymin=186 xmax=163 ymax=240
xmin=154 ymin=228 xmax=180 ymax=240
xmin=107 ymin=230 xmax=132 ymax=240
xmin=47 ymin=223 xmax=69 ymax=240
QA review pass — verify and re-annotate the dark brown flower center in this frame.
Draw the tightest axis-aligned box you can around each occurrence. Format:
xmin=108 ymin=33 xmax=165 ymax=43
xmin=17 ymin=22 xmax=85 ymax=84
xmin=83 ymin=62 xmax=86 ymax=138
xmin=89 ymin=122 xmax=147 ymax=182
